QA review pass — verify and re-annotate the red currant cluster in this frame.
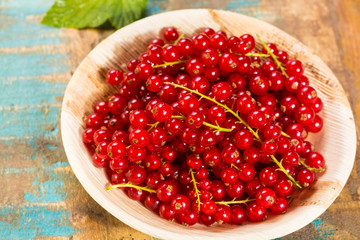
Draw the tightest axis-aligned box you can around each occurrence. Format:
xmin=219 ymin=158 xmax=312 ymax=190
xmin=82 ymin=27 xmax=325 ymax=226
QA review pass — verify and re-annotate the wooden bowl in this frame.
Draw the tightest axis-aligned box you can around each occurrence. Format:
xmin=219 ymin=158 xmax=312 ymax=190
xmin=61 ymin=9 xmax=356 ymax=240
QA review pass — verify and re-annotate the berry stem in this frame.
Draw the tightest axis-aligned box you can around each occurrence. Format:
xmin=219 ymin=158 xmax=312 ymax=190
xmin=189 ymin=168 xmax=202 ymax=212
xmin=245 ymin=52 xmax=270 ymax=57
xmin=231 ymin=164 xmax=240 ymax=171
xmin=299 ymin=159 xmax=325 ymax=173
xmin=171 ymin=115 xmax=233 ymax=132
xmin=215 ymin=198 xmax=255 ymax=206
xmin=257 ymin=35 xmax=289 ymax=78
xmin=147 ymin=121 xmax=160 ymax=132
xmin=166 ymin=82 xmax=260 ymax=138
xmin=270 ymin=155 xmax=302 ymax=188
xmin=174 ymin=33 xmax=185 ymax=45
xmin=281 ymin=131 xmax=291 ymax=138
xmin=166 ymin=82 xmax=302 ymax=188
xmin=171 ymin=115 xmax=186 ymax=120
xmin=202 ymin=121 xmax=233 ymax=132
xmin=152 ymin=60 xmax=188 ymax=69
xmin=105 ymin=183 xmax=156 ymax=193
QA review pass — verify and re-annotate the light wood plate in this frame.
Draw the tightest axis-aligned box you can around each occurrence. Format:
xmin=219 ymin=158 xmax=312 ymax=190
xmin=61 ymin=9 xmax=356 ymax=240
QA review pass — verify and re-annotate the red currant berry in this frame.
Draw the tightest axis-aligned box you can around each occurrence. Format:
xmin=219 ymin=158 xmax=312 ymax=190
xmin=92 ymin=153 xmax=109 ymax=168
xmin=294 ymin=106 xmax=315 ymax=126
xmin=246 ymin=179 xmax=264 ymax=197
xmin=186 ymin=58 xmax=204 ymax=76
xmin=107 ymin=140 xmax=126 ymax=159
xmin=246 ymin=202 xmax=267 ymax=222
xmin=221 ymin=167 xmax=239 ymax=184
xmin=297 ymin=86 xmax=318 ymax=105
xmin=243 ymin=147 xmax=260 ymax=164
xmin=283 ymin=151 xmax=300 ymax=166
xmin=106 ymin=69 xmax=123 ymax=85
xmin=212 ymin=82 xmax=233 ymax=101
xmin=151 ymin=102 xmax=172 ymax=122
xmin=201 ymin=48 xmax=219 ymax=66
xmin=129 ymin=110 xmax=148 ymax=128
xmin=262 ymin=139 xmax=278 ymax=155
xmin=306 ymin=115 xmax=323 ymax=133
xmin=171 ymin=194 xmax=190 ymax=214
xmin=201 ymin=200 xmax=217 ymax=215
xmin=159 ymin=202 xmax=176 ymax=220
xmin=156 ymin=179 xmax=180 ymax=202
xmin=270 ymin=197 xmax=289 ymax=214
xmin=213 ymin=205 xmax=232 ymax=224
xmin=125 ymin=164 xmax=147 ymax=185
xmin=210 ymin=180 xmax=226 ymax=200
xmin=219 ymin=53 xmax=238 ymax=73
xmin=226 ymin=180 xmax=245 ymax=198
xmin=274 ymin=179 xmax=293 ymax=197
xmin=234 ymin=130 xmax=254 ymax=149
xmin=286 ymin=60 xmax=303 ymax=77
xmin=229 ymin=205 xmax=246 ymax=225
xmin=163 ymin=27 xmax=179 ymax=42
xmin=259 ymin=167 xmax=278 ymax=186
xmin=221 ymin=145 xmax=241 ymax=164
xmin=247 ymin=110 xmax=267 ymax=129
xmin=297 ymin=169 xmax=315 ymax=187
xmin=129 ymin=128 xmax=150 ymax=147
xmin=306 ymin=152 xmax=325 ymax=169
xmin=256 ymin=188 xmax=277 ymax=209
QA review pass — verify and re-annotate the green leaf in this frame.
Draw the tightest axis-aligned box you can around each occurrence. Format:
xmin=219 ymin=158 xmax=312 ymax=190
xmin=41 ymin=0 xmax=147 ymax=29
xmin=108 ymin=0 xmax=147 ymax=29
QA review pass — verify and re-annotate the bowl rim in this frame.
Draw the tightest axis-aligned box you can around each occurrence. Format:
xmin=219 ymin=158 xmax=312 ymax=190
xmin=61 ymin=8 xmax=357 ymax=240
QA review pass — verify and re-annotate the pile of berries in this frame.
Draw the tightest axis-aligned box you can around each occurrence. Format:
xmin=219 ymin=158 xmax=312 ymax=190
xmin=82 ymin=27 xmax=325 ymax=226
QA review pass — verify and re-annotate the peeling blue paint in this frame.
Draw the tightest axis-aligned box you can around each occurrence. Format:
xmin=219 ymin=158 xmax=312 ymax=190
xmin=311 ymin=219 xmax=335 ymax=240
xmin=45 ymin=143 xmax=58 ymax=150
xmin=227 ymin=0 xmax=260 ymax=13
xmin=1 ymin=53 xmax=68 ymax=77
xmin=146 ymin=0 xmax=166 ymax=16
xmin=0 ymin=205 xmax=75 ymax=239
xmin=0 ymin=162 xmax=69 ymax=175
xmin=0 ymin=0 xmax=68 ymax=142
xmin=0 ymin=0 xmax=74 ymax=238
xmin=24 ymin=179 xmax=65 ymax=203
xmin=24 ymin=162 xmax=68 ymax=204
xmin=0 ymin=0 xmax=61 ymax=48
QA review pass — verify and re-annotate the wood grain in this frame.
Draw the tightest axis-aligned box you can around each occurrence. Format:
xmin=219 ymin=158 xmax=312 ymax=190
xmin=61 ymin=9 xmax=356 ymax=240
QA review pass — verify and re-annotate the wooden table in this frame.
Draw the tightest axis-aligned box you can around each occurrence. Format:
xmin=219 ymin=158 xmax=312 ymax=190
xmin=0 ymin=0 xmax=359 ymax=239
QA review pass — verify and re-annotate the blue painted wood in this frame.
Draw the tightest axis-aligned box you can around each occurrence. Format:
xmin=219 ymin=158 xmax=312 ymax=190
xmin=0 ymin=0 xmax=73 ymax=239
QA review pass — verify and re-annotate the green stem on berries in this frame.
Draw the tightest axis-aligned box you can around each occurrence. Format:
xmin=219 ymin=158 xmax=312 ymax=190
xmin=147 ymin=121 xmax=160 ymax=132
xmin=189 ymin=168 xmax=202 ymax=211
xmin=245 ymin=52 xmax=270 ymax=57
xmin=152 ymin=60 xmax=188 ymax=68
xmin=171 ymin=115 xmax=186 ymax=120
xmin=299 ymin=159 xmax=325 ymax=173
xmin=257 ymin=35 xmax=288 ymax=78
xmin=171 ymin=115 xmax=233 ymax=132
xmin=166 ymin=82 xmax=302 ymax=188
xmin=174 ymin=33 xmax=185 ymax=45
xmin=105 ymin=183 xmax=156 ymax=193
xmin=270 ymin=155 xmax=302 ymax=188
xmin=166 ymin=82 xmax=260 ymax=139
xmin=231 ymin=164 xmax=239 ymax=171
xmin=281 ymin=131 xmax=291 ymax=138
xmin=202 ymin=121 xmax=233 ymax=132
xmin=215 ymin=198 xmax=255 ymax=206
